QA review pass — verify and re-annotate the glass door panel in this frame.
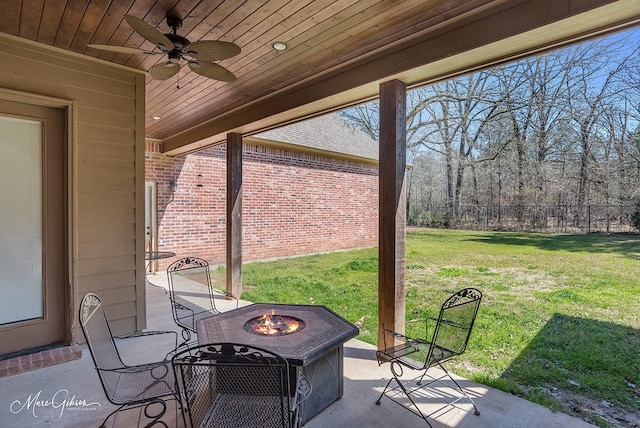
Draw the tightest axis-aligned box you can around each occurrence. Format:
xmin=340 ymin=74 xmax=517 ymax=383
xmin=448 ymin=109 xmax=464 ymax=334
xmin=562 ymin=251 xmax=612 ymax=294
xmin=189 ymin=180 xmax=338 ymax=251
xmin=0 ymin=115 xmax=43 ymax=325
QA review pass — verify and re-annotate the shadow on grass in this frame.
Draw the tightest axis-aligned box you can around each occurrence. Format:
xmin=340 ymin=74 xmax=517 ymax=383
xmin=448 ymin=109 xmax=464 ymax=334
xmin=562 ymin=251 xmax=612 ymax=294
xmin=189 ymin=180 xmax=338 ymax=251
xmin=498 ymin=313 xmax=640 ymax=425
xmin=464 ymin=232 xmax=640 ymax=257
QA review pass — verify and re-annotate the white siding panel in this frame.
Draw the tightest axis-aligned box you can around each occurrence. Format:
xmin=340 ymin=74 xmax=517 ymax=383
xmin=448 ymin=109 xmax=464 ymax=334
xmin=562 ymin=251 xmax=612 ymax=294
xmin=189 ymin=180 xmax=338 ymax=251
xmin=109 ymin=317 xmax=137 ymax=336
xmin=76 ymin=174 xmax=135 ymax=192
xmin=92 ymin=286 xmax=137 ymax=307
xmin=78 ymin=221 xmax=136 ymax=242
xmin=81 ymin=140 xmax=136 ymax=161
xmin=79 ymin=239 xmax=136 ymax=259
xmin=77 ymin=106 xmax=137 ymax=130
xmin=78 ymin=255 xmax=136 ymax=277
xmin=0 ymin=70 xmax=136 ymax=114
xmin=78 ymin=190 xmax=134 ymax=211
xmin=0 ymin=39 xmax=136 ymax=96
xmin=79 ymin=271 xmax=136 ymax=293
xmin=77 ymin=124 xmax=136 ymax=145
xmin=78 ymin=157 xmax=135 ymax=177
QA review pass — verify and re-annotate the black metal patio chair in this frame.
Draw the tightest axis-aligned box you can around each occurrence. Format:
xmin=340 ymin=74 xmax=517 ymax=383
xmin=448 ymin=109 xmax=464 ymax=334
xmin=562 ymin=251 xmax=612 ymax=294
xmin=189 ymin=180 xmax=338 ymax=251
xmin=79 ymin=293 xmax=180 ymax=428
xmin=375 ymin=287 xmax=483 ymax=427
xmin=166 ymin=257 xmax=238 ymax=346
xmin=172 ymin=343 xmax=312 ymax=428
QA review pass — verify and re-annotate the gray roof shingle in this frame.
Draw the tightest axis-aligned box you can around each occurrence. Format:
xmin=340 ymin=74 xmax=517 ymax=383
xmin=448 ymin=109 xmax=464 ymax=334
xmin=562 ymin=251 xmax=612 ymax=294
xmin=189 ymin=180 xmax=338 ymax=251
xmin=254 ymin=113 xmax=378 ymax=161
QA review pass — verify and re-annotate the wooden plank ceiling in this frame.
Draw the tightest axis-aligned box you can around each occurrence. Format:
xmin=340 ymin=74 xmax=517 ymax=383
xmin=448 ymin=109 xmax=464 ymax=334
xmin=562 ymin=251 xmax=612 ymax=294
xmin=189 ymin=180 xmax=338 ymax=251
xmin=1 ymin=0 xmax=639 ymax=155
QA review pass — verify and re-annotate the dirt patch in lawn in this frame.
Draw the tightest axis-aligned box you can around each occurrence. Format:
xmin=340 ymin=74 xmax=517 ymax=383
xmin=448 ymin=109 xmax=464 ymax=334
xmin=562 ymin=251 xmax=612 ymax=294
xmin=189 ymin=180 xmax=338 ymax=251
xmin=534 ymin=386 xmax=639 ymax=427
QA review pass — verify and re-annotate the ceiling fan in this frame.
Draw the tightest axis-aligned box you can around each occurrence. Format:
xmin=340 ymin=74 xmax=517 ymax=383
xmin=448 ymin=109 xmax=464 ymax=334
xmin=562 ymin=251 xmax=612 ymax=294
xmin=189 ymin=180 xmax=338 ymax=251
xmin=88 ymin=15 xmax=241 ymax=82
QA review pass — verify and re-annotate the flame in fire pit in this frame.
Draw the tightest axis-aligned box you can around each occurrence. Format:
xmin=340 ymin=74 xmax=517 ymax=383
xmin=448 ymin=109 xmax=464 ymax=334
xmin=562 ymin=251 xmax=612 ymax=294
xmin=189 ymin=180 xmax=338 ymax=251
xmin=244 ymin=310 xmax=306 ymax=336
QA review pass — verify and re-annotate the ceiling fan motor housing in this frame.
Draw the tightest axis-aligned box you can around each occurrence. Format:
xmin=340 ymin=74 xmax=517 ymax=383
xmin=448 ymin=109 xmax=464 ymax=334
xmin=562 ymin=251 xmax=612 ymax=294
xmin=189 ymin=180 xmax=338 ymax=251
xmin=165 ymin=16 xmax=189 ymax=61
xmin=165 ymin=33 xmax=191 ymax=66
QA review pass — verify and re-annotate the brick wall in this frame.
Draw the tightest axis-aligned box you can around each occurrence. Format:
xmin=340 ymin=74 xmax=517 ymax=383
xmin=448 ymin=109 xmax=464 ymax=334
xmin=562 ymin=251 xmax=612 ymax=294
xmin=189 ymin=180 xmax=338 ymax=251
xmin=145 ymin=142 xmax=378 ymax=269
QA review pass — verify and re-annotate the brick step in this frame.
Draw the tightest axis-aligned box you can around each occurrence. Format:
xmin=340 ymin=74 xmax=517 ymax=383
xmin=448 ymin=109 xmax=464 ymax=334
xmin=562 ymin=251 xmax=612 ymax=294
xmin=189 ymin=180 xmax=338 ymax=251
xmin=0 ymin=345 xmax=82 ymax=378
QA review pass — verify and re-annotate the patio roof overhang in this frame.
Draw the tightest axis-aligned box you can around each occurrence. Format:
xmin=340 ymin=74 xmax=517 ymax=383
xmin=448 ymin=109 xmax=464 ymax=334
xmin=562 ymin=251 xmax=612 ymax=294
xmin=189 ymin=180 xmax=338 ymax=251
xmin=159 ymin=0 xmax=640 ymax=155
xmin=2 ymin=0 xmax=639 ymax=156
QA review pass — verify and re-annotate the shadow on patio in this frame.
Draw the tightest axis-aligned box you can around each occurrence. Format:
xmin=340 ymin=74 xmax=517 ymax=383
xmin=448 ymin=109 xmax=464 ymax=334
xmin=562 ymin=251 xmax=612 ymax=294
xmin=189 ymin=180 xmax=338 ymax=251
xmin=0 ymin=277 xmax=595 ymax=428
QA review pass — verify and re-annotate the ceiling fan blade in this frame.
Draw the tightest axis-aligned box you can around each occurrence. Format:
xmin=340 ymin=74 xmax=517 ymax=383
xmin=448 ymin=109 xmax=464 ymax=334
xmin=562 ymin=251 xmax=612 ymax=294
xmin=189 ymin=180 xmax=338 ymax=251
xmin=125 ymin=15 xmax=174 ymax=51
xmin=188 ymin=61 xmax=237 ymax=82
xmin=87 ymin=44 xmax=156 ymax=55
xmin=185 ymin=40 xmax=241 ymax=61
xmin=150 ymin=63 xmax=181 ymax=80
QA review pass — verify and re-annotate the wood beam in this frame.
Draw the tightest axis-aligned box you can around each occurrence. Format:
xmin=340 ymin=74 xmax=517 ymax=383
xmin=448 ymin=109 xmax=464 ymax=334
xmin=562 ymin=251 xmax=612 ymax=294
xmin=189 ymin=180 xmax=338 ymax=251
xmin=226 ymin=133 xmax=243 ymax=298
xmin=378 ymin=79 xmax=407 ymax=350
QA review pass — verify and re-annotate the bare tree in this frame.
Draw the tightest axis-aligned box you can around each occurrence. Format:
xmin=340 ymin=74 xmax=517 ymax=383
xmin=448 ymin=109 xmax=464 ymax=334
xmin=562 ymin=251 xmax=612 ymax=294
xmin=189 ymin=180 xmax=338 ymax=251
xmin=563 ymin=38 xmax=635 ymax=223
xmin=339 ymin=28 xmax=640 ymax=231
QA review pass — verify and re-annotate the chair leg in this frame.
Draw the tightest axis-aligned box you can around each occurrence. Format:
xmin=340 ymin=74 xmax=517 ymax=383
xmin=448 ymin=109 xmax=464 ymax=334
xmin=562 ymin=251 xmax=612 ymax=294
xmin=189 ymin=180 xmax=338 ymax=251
xmin=378 ymin=361 xmax=481 ymax=425
xmin=435 ymin=361 xmax=480 ymax=416
xmin=376 ymin=359 xmax=407 ymax=405
xmin=375 ymin=377 xmax=393 ymax=405
xmin=376 ymin=362 xmax=434 ymax=427
xmin=417 ymin=362 xmax=481 ymax=417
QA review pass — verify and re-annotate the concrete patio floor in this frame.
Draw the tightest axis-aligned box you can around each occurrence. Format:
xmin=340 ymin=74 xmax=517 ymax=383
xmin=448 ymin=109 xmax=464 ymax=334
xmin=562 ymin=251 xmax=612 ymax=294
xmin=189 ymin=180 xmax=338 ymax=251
xmin=0 ymin=275 xmax=595 ymax=428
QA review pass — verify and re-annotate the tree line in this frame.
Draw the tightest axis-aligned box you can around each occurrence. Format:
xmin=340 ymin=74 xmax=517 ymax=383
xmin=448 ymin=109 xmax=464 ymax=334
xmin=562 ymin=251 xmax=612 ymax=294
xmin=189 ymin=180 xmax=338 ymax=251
xmin=340 ymin=29 xmax=640 ymax=232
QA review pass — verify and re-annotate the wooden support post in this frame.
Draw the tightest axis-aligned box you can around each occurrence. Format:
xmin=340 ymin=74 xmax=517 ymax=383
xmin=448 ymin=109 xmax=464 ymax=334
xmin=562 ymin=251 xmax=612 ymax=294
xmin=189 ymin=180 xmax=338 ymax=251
xmin=378 ymin=79 xmax=407 ymax=350
xmin=226 ymin=133 xmax=243 ymax=298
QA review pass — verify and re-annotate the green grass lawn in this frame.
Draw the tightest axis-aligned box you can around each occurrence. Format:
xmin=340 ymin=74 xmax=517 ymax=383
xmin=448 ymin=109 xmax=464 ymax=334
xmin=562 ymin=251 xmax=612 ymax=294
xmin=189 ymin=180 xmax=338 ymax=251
xmin=211 ymin=228 xmax=640 ymax=427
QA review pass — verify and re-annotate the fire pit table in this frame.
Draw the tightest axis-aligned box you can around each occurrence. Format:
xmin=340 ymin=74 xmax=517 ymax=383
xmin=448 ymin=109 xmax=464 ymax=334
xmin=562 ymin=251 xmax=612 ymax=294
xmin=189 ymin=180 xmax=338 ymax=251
xmin=197 ymin=303 xmax=359 ymax=424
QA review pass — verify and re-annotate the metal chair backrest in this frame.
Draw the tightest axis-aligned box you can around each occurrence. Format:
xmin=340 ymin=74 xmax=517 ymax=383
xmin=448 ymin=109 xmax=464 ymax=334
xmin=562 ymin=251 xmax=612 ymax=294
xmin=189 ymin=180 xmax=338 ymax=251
xmin=78 ymin=293 xmax=126 ymax=397
xmin=173 ymin=343 xmax=293 ymax=428
xmin=424 ymin=287 xmax=482 ymax=367
xmin=166 ymin=257 xmax=219 ymax=332
xmin=167 ymin=256 xmax=216 ymax=306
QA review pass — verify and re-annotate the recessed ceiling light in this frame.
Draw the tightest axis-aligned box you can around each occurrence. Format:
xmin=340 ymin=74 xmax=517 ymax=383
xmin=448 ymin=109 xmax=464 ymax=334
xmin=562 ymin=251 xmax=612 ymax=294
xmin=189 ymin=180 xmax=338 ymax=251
xmin=152 ymin=116 xmax=161 ymax=120
xmin=272 ymin=41 xmax=288 ymax=51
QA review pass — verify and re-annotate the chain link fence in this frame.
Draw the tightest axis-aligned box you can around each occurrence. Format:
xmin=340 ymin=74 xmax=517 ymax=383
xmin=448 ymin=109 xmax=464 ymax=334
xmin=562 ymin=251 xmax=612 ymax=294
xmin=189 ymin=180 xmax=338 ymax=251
xmin=409 ymin=204 xmax=637 ymax=233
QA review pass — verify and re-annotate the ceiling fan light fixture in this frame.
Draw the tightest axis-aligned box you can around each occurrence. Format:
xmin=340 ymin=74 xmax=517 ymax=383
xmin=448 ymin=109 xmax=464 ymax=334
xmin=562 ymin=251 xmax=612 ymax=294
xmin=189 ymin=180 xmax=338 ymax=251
xmin=272 ymin=41 xmax=288 ymax=51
